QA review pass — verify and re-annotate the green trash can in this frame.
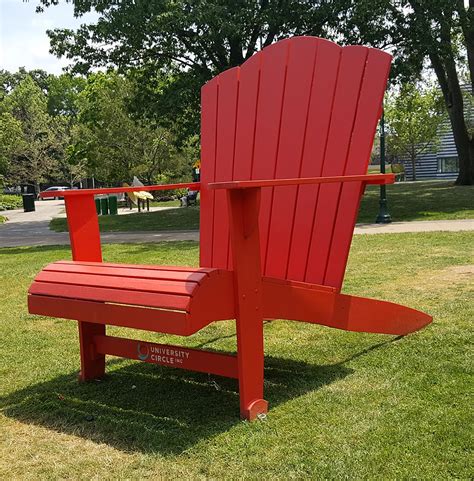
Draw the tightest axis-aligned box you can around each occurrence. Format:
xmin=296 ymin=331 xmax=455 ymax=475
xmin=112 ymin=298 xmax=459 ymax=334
xmin=95 ymin=197 xmax=101 ymax=215
xmin=108 ymin=195 xmax=118 ymax=215
xmin=100 ymin=196 xmax=109 ymax=215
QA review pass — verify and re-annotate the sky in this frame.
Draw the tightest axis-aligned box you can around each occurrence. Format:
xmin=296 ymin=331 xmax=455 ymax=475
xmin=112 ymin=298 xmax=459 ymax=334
xmin=0 ymin=0 xmax=97 ymax=74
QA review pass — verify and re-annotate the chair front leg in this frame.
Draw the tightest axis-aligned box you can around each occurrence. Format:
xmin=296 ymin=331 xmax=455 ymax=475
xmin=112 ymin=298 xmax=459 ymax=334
xmin=64 ymin=195 xmax=106 ymax=380
xmin=227 ymin=188 xmax=268 ymax=420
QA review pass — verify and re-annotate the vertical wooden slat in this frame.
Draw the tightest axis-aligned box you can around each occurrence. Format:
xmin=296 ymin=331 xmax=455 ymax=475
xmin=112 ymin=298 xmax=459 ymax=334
xmin=212 ymin=67 xmax=240 ymax=269
xmin=304 ymin=46 xmax=369 ymax=284
xmin=233 ymin=52 xmax=263 ymax=181
xmin=230 ymin=52 xmax=263 ymax=270
xmin=199 ymin=77 xmax=219 ymax=267
xmin=265 ymin=37 xmax=318 ymax=278
xmin=251 ymin=39 xmax=291 ymax=271
xmin=324 ymin=50 xmax=391 ymax=288
xmin=286 ymin=39 xmax=341 ymax=281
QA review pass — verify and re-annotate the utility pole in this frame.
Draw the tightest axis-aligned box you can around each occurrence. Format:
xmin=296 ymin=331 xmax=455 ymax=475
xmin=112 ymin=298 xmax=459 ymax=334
xmin=376 ymin=108 xmax=392 ymax=223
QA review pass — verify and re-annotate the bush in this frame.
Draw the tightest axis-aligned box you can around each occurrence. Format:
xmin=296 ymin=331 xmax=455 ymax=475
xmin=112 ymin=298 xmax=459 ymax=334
xmin=0 ymin=194 xmax=23 ymax=211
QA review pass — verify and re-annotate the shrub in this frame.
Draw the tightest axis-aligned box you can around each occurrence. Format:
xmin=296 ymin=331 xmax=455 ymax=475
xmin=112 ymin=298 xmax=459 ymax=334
xmin=0 ymin=194 xmax=23 ymax=211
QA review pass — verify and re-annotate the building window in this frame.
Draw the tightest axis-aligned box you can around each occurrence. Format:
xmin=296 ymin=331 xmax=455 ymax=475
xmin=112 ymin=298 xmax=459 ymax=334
xmin=437 ymin=156 xmax=459 ymax=173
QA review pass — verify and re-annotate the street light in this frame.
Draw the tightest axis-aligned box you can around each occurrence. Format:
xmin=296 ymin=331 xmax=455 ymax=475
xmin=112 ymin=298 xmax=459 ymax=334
xmin=376 ymin=108 xmax=392 ymax=223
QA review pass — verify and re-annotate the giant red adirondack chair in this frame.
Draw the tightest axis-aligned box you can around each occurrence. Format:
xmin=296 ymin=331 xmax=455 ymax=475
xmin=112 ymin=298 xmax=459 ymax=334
xmin=28 ymin=37 xmax=432 ymax=420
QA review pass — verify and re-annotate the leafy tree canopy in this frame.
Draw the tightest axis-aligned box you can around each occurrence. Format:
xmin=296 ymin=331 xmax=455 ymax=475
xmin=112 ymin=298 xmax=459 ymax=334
xmin=38 ymin=0 xmax=341 ymax=137
xmin=335 ymin=0 xmax=474 ymax=184
xmin=385 ymin=83 xmax=446 ymax=180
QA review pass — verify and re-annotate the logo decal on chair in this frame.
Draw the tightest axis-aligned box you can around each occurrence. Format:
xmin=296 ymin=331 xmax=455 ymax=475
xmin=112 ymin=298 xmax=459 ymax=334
xmin=137 ymin=342 xmax=149 ymax=361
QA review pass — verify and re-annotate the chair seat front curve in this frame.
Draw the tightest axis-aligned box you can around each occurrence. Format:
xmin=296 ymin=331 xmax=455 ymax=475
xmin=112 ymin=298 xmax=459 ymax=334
xmin=28 ymin=261 xmax=235 ymax=336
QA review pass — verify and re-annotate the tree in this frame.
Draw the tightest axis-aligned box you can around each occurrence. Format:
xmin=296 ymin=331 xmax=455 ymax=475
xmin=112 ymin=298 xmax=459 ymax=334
xmin=75 ymin=72 xmax=185 ymax=185
xmin=46 ymin=73 xmax=86 ymax=117
xmin=2 ymin=76 xmax=61 ymax=190
xmin=0 ymin=112 xmax=24 ymax=183
xmin=336 ymin=0 xmax=474 ymax=185
xmin=38 ymin=0 xmax=341 ymax=138
xmin=385 ymin=83 xmax=445 ymax=180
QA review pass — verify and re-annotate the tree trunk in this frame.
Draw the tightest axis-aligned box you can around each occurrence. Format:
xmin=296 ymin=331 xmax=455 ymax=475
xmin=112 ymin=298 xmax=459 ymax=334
xmin=428 ymin=51 xmax=474 ymax=185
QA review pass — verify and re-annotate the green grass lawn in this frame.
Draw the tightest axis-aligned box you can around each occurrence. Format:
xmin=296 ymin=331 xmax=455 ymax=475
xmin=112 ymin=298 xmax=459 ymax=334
xmin=50 ymin=206 xmax=199 ymax=232
xmin=150 ymin=199 xmax=181 ymax=208
xmin=0 ymin=232 xmax=472 ymax=479
xmin=358 ymin=180 xmax=474 ymax=223
xmin=48 ymin=181 xmax=473 ymax=233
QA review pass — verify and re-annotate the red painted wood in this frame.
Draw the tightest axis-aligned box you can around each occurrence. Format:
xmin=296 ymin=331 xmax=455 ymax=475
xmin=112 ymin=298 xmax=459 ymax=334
xmin=41 ymin=182 xmax=200 ymax=198
xmin=94 ymin=335 xmax=239 ymax=379
xmin=262 ymin=279 xmax=433 ymax=335
xmin=30 ymin=282 xmax=191 ymax=311
xmin=43 ymin=262 xmax=207 ymax=284
xmin=230 ymin=51 xmax=263 ymax=272
xmin=63 ymin=194 xmax=105 ymax=381
xmin=200 ymin=76 xmax=218 ymax=267
xmin=233 ymin=52 xmax=263 ymax=183
xmin=213 ymin=67 xmax=240 ymax=269
xmin=252 ymin=39 xmax=291 ymax=272
xmin=304 ymin=47 xmax=370 ymax=285
xmin=265 ymin=37 xmax=318 ymax=279
xmin=227 ymin=187 xmax=268 ymax=420
xmin=200 ymin=37 xmax=391 ymax=291
xmin=324 ymin=50 xmax=391 ymax=288
xmin=35 ymin=271 xmax=199 ymax=295
xmin=209 ymin=174 xmax=394 ymax=190
xmin=64 ymin=195 xmax=102 ymax=263
xmin=56 ymin=260 xmax=214 ymax=274
xmin=286 ymin=39 xmax=341 ymax=281
xmin=28 ymin=295 xmax=191 ymax=335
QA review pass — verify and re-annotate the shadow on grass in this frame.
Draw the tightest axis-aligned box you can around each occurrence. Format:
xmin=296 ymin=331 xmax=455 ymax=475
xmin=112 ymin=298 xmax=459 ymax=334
xmin=358 ymin=181 xmax=474 ymax=223
xmin=0 ymin=338 xmax=400 ymax=454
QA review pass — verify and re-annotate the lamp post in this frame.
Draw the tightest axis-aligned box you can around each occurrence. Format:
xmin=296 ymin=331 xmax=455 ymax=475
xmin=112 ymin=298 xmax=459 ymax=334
xmin=376 ymin=108 xmax=392 ymax=224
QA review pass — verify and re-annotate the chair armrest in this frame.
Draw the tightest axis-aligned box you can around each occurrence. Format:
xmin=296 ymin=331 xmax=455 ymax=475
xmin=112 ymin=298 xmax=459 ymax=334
xmin=40 ymin=182 xmax=200 ymax=198
xmin=208 ymin=174 xmax=394 ymax=190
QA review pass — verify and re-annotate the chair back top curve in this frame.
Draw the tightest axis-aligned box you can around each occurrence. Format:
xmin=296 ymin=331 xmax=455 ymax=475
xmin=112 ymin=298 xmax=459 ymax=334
xmin=199 ymin=36 xmax=391 ymax=289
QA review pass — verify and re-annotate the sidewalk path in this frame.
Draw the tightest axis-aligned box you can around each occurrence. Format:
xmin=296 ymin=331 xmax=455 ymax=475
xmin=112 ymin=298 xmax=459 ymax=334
xmin=1 ymin=202 xmax=473 ymax=248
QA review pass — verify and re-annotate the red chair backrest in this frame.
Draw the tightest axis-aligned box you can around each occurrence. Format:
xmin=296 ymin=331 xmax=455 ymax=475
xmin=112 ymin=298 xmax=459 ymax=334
xmin=200 ymin=36 xmax=391 ymax=290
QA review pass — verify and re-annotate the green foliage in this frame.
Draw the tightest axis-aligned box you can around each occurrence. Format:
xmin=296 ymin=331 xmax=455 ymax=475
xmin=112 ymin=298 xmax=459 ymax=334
xmin=0 ymin=194 xmax=23 ymax=211
xmin=1 ymin=76 xmax=61 ymax=188
xmin=74 ymin=72 xmax=190 ymax=184
xmin=0 ymin=112 xmax=24 ymax=177
xmin=39 ymin=0 xmax=341 ymax=136
xmin=0 ymin=68 xmax=192 ymax=188
xmin=46 ymin=74 xmax=86 ymax=117
xmin=336 ymin=0 xmax=474 ymax=184
xmin=385 ymin=83 xmax=446 ymax=180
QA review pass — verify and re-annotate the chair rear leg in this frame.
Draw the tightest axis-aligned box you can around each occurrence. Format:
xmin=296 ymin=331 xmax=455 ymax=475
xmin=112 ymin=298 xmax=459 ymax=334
xmin=78 ymin=321 xmax=105 ymax=381
xmin=236 ymin=313 xmax=268 ymax=420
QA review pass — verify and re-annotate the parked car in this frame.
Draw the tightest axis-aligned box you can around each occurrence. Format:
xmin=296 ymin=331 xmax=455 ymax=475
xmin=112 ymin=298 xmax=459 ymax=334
xmin=37 ymin=186 xmax=70 ymax=200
